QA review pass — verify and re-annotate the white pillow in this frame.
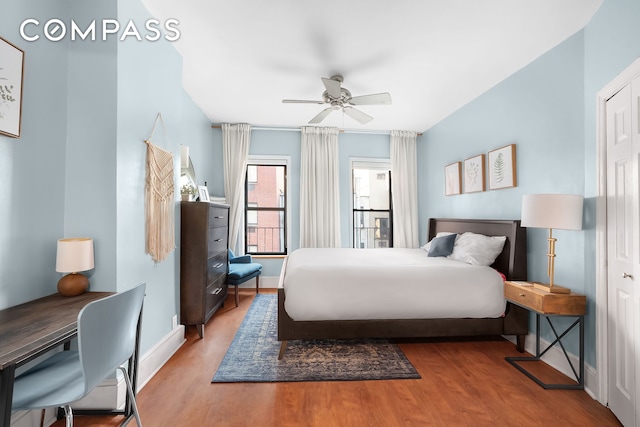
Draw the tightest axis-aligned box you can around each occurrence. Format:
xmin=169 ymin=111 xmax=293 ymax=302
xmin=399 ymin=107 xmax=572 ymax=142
xmin=421 ymin=232 xmax=457 ymax=253
xmin=448 ymin=232 xmax=507 ymax=266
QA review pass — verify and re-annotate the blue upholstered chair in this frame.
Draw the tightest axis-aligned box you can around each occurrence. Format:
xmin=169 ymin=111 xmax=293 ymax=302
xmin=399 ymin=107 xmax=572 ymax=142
xmin=11 ymin=283 xmax=146 ymax=427
xmin=227 ymin=249 xmax=262 ymax=307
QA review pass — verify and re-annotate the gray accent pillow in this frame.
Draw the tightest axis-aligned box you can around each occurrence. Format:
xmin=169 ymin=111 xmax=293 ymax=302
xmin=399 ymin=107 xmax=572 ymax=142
xmin=427 ymin=233 xmax=457 ymax=257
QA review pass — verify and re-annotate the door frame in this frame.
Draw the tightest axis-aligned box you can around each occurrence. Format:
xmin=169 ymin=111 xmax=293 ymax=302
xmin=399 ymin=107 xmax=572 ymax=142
xmin=595 ymin=57 xmax=640 ymax=406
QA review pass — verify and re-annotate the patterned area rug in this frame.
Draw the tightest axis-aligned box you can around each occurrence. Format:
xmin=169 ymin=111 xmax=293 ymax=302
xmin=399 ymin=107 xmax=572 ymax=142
xmin=212 ymin=294 xmax=421 ymax=383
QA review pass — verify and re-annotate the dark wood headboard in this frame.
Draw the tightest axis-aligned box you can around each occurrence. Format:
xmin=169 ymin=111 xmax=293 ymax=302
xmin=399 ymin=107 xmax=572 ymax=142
xmin=427 ymin=218 xmax=527 ymax=281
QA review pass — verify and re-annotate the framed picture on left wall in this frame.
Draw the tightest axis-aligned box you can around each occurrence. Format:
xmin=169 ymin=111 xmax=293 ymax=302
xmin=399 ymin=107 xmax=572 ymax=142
xmin=0 ymin=37 xmax=25 ymax=138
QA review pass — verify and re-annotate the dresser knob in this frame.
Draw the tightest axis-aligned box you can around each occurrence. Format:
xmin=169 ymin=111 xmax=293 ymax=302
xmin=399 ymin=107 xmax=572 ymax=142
xmin=519 ymin=293 xmax=525 ymax=297
xmin=623 ymin=272 xmax=634 ymax=279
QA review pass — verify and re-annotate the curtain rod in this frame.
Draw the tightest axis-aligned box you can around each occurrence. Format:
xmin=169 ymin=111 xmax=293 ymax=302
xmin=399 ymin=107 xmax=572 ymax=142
xmin=210 ymin=124 xmax=422 ymax=136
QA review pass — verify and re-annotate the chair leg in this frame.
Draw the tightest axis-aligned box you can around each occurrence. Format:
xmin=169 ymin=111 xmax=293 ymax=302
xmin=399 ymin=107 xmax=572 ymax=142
xmin=234 ymin=285 xmax=239 ymax=307
xmin=119 ymin=366 xmax=143 ymax=427
xmin=256 ymin=275 xmax=259 ymax=294
xmin=63 ymin=405 xmax=73 ymax=427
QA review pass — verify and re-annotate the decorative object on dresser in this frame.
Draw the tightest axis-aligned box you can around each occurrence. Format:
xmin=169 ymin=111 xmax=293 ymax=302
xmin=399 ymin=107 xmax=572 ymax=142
xmin=521 ymin=194 xmax=584 ymax=293
xmin=180 ymin=202 xmax=229 ymax=338
xmin=504 ymin=280 xmax=586 ymax=389
xmin=197 ymin=185 xmax=210 ymax=202
xmin=55 ymin=237 xmax=95 ymax=296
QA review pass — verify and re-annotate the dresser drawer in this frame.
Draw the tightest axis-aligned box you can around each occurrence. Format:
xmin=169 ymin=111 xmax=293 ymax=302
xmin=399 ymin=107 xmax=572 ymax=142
xmin=207 ymin=227 xmax=228 ymax=257
xmin=209 ymin=206 xmax=228 ymax=228
xmin=207 ymin=252 xmax=227 ymax=285
xmin=205 ymin=279 xmax=227 ymax=317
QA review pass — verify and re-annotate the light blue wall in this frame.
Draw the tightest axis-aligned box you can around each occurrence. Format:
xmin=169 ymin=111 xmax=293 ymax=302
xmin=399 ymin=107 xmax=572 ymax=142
xmin=420 ymin=32 xmax=588 ymax=359
xmin=0 ymin=0 xmax=214 ymax=356
xmin=114 ymin=0 xmax=214 ymax=352
xmin=0 ymin=1 xmax=70 ymax=307
xmin=65 ymin=0 xmax=118 ymax=293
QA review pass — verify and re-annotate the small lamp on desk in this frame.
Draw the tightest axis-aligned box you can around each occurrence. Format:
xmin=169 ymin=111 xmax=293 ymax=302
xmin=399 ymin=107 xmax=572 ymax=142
xmin=521 ymin=194 xmax=583 ymax=294
xmin=56 ymin=238 xmax=95 ymax=297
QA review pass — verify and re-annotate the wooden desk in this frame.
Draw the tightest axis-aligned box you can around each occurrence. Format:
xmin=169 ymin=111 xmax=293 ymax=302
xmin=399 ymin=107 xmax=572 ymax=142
xmin=0 ymin=292 xmax=112 ymax=427
xmin=504 ymin=281 xmax=586 ymax=389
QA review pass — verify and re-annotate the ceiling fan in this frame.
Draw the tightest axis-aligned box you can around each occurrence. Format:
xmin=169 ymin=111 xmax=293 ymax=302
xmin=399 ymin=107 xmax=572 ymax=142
xmin=282 ymin=75 xmax=392 ymax=125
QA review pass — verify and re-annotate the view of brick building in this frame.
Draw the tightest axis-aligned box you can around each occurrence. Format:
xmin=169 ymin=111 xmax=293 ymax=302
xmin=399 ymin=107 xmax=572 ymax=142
xmin=246 ymin=165 xmax=286 ymax=254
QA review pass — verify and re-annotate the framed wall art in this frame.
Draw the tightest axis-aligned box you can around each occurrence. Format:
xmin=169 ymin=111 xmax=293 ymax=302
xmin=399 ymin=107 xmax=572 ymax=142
xmin=463 ymin=154 xmax=485 ymax=193
xmin=444 ymin=162 xmax=461 ymax=196
xmin=488 ymin=144 xmax=517 ymax=190
xmin=0 ymin=37 xmax=25 ymax=138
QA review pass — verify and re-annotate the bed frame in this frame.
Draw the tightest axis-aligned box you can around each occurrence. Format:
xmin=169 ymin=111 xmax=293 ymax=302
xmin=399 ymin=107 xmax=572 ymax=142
xmin=277 ymin=218 xmax=529 ymax=358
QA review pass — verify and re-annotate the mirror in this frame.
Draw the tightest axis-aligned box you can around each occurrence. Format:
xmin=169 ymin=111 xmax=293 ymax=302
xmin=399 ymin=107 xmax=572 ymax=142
xmin=180 ymin=146 xmax=197 ymax=201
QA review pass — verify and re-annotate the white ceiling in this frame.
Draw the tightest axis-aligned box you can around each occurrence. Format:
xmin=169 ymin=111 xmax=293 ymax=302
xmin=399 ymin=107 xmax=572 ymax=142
xmin=143 ymin=0 xmax=602 ymax=133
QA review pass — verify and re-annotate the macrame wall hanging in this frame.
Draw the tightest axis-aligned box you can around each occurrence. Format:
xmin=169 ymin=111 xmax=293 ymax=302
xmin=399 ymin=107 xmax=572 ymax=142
xmin=144 ymin=113 xmax=175 ymax=263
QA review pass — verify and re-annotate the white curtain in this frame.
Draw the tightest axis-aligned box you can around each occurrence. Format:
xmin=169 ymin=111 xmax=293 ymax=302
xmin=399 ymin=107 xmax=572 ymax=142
xmin=300 ymin=126 xmax=341 ymax=248
xmin=222 ymin=123 xmax=251 ymax=254
xmin=390 ymin=130 xmax=419 ymax=248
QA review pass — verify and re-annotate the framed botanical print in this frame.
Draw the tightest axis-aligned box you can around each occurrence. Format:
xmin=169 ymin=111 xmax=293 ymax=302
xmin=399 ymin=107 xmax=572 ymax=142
xmin=463 ymin=154 xmax=485 ymax=193
xmin=444 ymin=162 xmax=461 ymax=196
xmin=0 ymin=37 xmax=25 ymax=138
xmin=488 ymin=144 xmax=517 ymax=190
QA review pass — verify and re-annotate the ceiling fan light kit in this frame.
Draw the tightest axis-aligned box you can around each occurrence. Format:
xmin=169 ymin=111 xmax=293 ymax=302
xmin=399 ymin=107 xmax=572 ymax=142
xmin=283 ymin=75 xmax=392 ymax=125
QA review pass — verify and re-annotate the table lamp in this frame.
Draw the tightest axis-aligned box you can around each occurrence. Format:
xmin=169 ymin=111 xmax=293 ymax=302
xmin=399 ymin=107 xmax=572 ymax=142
xmin=521 ymin=194 xmax=583 ymax=294
xmin=56 ymin=237 xmax=95 ymax=297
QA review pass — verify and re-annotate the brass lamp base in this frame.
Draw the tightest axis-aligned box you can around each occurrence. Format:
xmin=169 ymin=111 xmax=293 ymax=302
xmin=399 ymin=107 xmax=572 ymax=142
xmin=533 ymin=282 xmax=571 ymax=294
xmin=57 ymin=273 xmax=89 ymax=297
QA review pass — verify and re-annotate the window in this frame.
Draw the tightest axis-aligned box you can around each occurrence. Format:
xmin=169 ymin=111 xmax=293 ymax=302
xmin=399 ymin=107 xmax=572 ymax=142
xmin=351 ymin=161 xmax=392 ymax=248
xmin=245 ymin=162 xmax=287 ymax=255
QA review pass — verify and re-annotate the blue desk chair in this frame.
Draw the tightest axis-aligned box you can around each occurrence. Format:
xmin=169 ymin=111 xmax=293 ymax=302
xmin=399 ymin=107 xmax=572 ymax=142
xmin=12 ymin=283 xmax=146 ymax=427
xmin=227 ymin=249 xmax=262 ymax=307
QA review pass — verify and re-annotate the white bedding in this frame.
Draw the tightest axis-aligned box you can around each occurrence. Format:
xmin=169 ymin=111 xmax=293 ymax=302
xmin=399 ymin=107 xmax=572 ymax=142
xmin=282 ymin=248 xmax=506 ymax=321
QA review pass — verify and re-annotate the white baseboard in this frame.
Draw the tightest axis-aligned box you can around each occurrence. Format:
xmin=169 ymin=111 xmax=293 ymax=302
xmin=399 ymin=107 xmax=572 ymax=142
xmin=12 ymin=324 xmax=186 ymax=427
xmin=504 ymin=333 xmax=598 ymax=398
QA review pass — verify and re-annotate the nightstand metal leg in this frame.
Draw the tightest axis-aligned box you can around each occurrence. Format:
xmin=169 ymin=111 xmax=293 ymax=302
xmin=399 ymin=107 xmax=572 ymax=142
xmin=506 ymin=313 xmax=584 ymax=390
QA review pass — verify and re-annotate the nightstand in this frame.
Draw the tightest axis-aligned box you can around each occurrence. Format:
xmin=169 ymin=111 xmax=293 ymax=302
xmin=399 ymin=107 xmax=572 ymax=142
xmin=504 ymin=280 xmax=586 ymax=389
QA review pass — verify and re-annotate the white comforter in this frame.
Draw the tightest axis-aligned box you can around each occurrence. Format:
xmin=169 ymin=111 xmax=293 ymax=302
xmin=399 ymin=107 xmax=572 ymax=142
xmin=282 ymin=248 xmax=506 ymax=321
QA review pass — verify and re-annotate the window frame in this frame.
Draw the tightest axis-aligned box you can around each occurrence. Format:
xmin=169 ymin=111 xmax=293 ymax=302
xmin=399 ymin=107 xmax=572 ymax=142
xmin=350 ymin=158 xmax=393 ymax=249
xmin=244 ymin=156 xmax=290 ymax=256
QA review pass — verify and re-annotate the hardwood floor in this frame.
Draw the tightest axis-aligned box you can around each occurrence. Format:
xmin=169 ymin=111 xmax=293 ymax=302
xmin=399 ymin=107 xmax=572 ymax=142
xmin=56 ymin=289 xmax=621 ymax=427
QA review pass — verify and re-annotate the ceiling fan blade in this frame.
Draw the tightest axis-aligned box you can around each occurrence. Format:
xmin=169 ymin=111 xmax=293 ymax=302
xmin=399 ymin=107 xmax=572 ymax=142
xmin=309 ymin=107 xmax=333 ymax=124
xmin=282 ymin=99 xmax=325 ymax=104
xmin=321 ymin=77 xmax=342 ymax=98
xmin=343 ymin=107 xmax=373 ymax=124
xmin=349 ymin=92 xmax=392 ymax=105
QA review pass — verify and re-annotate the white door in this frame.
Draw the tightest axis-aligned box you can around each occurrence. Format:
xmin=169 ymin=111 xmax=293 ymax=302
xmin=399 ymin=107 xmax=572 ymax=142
xmin=606 ymin=77 xmax=640 ymax=426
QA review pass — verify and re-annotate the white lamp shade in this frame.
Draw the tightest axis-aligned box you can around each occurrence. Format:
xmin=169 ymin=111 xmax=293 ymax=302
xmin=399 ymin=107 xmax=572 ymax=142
xmin=56 ymin=238 xmax=95 ymax=273
xmin=521 ymin=194 xmax=584 ymax=230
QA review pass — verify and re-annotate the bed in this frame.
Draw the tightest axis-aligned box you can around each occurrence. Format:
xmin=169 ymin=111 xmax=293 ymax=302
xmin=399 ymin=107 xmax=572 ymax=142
xmin=278 ymin=218 xmax=529 ymax=357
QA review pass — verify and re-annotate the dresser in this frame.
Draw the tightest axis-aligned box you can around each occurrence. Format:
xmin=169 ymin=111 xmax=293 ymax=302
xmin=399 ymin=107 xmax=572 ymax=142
xmin=180 ymin=202 xmax=230 ymax=338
